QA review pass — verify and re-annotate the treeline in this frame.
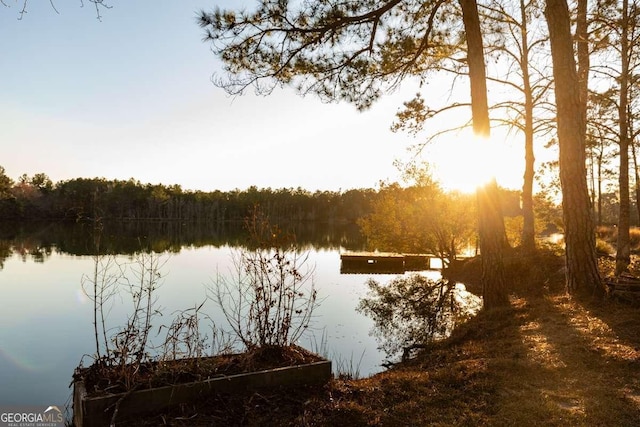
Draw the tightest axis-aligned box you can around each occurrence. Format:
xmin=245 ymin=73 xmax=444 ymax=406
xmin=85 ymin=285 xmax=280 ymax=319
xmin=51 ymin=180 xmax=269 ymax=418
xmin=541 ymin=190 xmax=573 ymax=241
xmin=0 ymin=220 xmax=366 ymax=269
xmin=0 ymin=170 xmax=375 ymax=223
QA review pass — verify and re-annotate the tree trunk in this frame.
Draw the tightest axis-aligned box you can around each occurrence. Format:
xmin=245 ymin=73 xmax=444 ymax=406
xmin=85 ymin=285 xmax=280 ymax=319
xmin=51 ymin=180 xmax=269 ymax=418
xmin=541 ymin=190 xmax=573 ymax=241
xmin=577 ymin=0 xmax=596 ymax=224
xmin=576 ymin=0 xmax=589 ymax=138
xmin=598 ymin=149 xmax=603 ymax=225
xmin=478 ymin=178 xmax=509 ymax=307
xmin=460 ymin=0 xmax=508 ymax=308
xmin=520 ymin=0 xmax=536 ymax=253
xmin=588 ymin=147 xmax=596 ymax=221
xmin=616 ymin=0 xmax=631 ymax=275
xmin=460 ymin=0 xmax=490 ymax=137
xmin=632 ymin=135 xmax=640 ymax=224
xmin=544 ymin=0 xmax=602 ymax=296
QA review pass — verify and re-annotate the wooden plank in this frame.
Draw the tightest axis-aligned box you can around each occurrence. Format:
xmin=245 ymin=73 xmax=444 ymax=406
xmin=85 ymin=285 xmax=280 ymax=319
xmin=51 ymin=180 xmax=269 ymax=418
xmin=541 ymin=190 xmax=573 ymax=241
xmin=339 ymin=252 xmax=436 ymax=260
xmin=616 ymin=287 xmax=640 ymax=292
xmin=74 ymin=360 xmax=331 ymax=427
xmin=340 ymin=252 xmax=404 ymax=260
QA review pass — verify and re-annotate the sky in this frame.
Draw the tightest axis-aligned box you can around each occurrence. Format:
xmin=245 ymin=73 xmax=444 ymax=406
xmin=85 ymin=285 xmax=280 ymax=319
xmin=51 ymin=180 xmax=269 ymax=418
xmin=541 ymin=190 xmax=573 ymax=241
xmin=0 ymin=1 xmax=526 ymax=193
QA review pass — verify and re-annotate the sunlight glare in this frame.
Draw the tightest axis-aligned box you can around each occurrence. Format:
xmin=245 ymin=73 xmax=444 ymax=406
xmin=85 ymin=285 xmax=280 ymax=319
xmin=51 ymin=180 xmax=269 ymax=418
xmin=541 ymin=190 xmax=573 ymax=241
xmin=424 ymin=129 xmax=523 ymax=193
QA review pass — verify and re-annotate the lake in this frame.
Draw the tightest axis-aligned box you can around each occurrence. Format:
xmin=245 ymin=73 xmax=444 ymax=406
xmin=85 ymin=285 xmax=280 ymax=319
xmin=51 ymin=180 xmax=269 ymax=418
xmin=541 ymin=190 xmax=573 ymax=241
xmin=0 ymin=221 xmax=445 ymax=408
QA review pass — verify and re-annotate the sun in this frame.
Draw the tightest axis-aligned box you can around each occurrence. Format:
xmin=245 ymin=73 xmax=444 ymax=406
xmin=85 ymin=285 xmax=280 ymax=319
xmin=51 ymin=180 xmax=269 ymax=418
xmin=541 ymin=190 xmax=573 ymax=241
xmin=423 ymin=129 xmax=524 ymax=193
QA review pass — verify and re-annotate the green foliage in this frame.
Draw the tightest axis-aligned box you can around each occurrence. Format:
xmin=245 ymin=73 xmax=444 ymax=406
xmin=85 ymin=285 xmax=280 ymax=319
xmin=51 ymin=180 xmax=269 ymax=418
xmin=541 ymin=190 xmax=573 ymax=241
xmin=501 ymin=191 xmax=564 ymax=248
xmin=30 ymin=173 xmax=53 ymax=193
xmin=504 ymin=216 xmax=523 ymax=247
xmin=532 ymin=191 xmax=563 ymax=234
xmin=0 ymin=166 xmax=14 ymax=198
xmin=0 ymin=165 xmax=378 ymax=223
xmin=358 ymin=175 xmax=476 ymax=259
xmin=199 ymin=1 xmax=463 ymax=110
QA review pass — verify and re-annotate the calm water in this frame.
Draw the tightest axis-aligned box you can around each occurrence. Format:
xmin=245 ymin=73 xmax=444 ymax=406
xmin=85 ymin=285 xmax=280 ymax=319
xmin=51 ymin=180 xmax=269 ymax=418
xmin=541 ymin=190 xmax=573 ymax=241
xmin=0 ymin=221 xmax=444 ymax=407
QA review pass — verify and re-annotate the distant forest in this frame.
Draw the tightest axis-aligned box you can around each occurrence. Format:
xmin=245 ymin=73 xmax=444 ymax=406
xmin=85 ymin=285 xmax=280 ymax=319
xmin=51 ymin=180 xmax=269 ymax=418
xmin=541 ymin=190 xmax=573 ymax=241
xmin=0 ymin=168 xmax=533 ymax=236
xmin=0 ymin=171 xmax=377 ymax=223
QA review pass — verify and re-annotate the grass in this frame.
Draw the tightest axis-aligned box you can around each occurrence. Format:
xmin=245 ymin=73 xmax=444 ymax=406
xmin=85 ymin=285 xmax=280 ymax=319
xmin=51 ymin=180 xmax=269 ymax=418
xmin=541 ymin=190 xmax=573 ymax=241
xmin=122 ymin=254 xmax=640 ymax=426
xmin=597 ymin=224 xmax=640 ymax=253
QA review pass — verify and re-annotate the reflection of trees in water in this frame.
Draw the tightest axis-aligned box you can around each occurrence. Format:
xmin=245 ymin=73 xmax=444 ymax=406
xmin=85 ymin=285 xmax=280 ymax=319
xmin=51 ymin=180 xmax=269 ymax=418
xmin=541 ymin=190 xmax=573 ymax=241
xmin=0 ymin=220 xmax=366 ymax=266
xmin=357 ymin=274 xmax=482 ymax=363
xmin=0 ymin=240 xmax=11 ymax=269
xmin=0 ymin=222 xmax=54 ymax=267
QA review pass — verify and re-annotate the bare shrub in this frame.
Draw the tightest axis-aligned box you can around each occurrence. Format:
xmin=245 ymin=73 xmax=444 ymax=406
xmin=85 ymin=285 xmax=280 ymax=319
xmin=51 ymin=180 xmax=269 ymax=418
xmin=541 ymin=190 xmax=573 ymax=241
xmin=77 ymin=250 xmax=169 ymax=392
xmin=81 ymin=253 xmax=122 ymax=361
xmin=159 ymin=301 xmax=234 ymax=361
xmin=161 ymin=301 xmax=209 ymax=361
xmin=80 ymin=219 xmax=121 ymax=362
xmin=209 ymin=209 xmax=318 ymax=349
xmin=111 ymin=253 xmax=167 ymax=367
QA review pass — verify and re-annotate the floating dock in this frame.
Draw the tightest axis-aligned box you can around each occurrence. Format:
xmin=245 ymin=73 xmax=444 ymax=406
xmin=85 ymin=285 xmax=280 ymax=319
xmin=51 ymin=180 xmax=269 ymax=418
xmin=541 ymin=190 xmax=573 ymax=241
xmin=339 ymin=252 xmax=442 ymax=274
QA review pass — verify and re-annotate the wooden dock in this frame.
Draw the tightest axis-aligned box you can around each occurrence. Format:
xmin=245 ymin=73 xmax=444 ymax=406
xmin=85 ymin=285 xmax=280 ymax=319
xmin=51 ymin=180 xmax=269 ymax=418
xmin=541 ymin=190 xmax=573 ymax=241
xmin=604 ymin=273 xmax=640 ymax=301
xmin=340 ymin=252 xmax=441 ymax=274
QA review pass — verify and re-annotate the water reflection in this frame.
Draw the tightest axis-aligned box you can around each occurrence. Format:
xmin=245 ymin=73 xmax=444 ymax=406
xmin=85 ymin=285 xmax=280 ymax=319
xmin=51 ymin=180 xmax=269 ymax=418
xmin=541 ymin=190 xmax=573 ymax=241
xmin=0 ymin=221 xmax=480 ymax=408
xmin=0 ymin=220 xmax=365 ymax=266
xmin=0 ymin=221 xmax=372 ymax=407
xmin=357 ymin=274 xmax=482 ymax=363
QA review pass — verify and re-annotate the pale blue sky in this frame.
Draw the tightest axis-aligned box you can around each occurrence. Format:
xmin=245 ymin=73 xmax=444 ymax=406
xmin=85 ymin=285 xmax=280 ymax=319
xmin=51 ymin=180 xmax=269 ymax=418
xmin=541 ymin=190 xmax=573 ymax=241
xmin=1 ymin=1 xmax=526 ymax=192
xmin=0 ymin=1 xmax=420 ymax=192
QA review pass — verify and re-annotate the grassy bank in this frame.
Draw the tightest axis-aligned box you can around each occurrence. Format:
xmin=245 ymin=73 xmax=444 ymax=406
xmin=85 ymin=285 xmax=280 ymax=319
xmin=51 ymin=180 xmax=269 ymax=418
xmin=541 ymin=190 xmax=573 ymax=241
xmin=124 ymin=255 xmax=640 ymax=426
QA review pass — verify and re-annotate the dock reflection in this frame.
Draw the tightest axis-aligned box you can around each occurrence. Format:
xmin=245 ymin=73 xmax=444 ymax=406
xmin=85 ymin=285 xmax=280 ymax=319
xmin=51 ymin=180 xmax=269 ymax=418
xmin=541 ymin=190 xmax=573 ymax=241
xmin=340 ymin=252 xmax=443 ymax=274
